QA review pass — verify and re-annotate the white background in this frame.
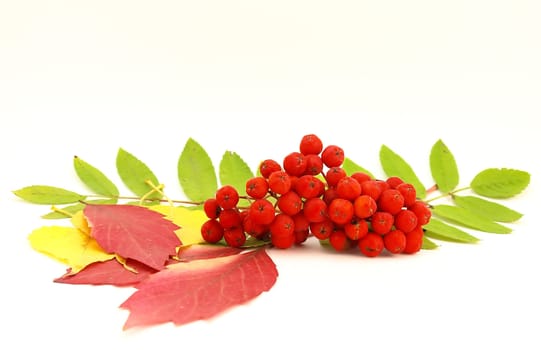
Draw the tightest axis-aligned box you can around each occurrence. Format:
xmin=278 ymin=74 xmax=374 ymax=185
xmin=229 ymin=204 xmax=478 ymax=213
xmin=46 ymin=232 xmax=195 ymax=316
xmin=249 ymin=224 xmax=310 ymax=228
xmin=1 ymin=1 xmax=540 ymax=349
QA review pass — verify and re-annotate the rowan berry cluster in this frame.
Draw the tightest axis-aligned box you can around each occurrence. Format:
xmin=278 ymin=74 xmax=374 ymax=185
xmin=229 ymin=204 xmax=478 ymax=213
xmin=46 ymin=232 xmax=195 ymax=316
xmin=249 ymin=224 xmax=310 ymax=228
xmin=201 ymin=134 xmax=432 ymax=257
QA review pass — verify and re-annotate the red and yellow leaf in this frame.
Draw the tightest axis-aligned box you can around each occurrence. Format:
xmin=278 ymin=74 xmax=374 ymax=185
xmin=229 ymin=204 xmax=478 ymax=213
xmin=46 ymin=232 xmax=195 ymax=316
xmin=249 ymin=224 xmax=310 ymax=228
xmin=120 ymin=248 xmax=278 ymax=329
xmin=28 ymin=226 xmax=115 ymax=273
xmin=150 ymin=205 xmax=207 ymax=246
xmin=84 ymin=204 xmax=181 ymax=270
xmin=70 ymin=210 xmax=90 ymax=236
xmin=54 ymin=259 xmax=156 ymax=286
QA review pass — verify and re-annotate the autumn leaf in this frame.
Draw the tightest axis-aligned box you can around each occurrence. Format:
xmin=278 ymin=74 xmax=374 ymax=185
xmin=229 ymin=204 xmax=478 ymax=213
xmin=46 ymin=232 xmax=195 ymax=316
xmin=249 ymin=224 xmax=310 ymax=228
xmin=177 ymin=244 xmax=243 ymax=261
xmin=70 ymin=210 xmax=90 ymax=235
xmin=120 ymin=248 xmax=278 ymax=329
xmin=149 ymin=205 xmax=207 ymax=246
xmin=54 ymin=259 xmax=156 ymax=286
xmin=28 ymin=226 xmax=115 ymax=274
xmin=84 ymin=204 xmax=181 ymax=271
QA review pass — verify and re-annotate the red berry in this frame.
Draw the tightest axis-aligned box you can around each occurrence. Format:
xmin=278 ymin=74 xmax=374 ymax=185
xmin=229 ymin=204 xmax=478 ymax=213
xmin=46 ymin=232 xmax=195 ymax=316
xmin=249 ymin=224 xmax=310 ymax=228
xmin=299 ymin=134 xmax=323 ymax=155
xmin=215 ymin=185 xmax=239 ymax=210
xmin=409 ymin=201 xmax=431 ymax=225
xmin=322 ymin=187 xmax=339 ymax=205
xmin=271 ymin=233 xmax=296 ymax=249
xmin=268 ymin=171 xmax=292 ymax=194
xmin=329 ymin=230 xmax=351 ymax=251
xmin=328 ymin=198 xmax=354 ymax=225
xmin=386 ymin=176 xmax=404 ymax=189
xmin=203 ymin=198 xmax=221 ymax=219
xmin=336 ymin=176 xmax=362 ymax=200
xmin=350 ymin=172 xmax=372 ymax=184
xmin=270 ymin=214 xmax=295 ymax=237
xmin=353 ymin=195 xmax=377 ymax=219
xmin=303 ymin=198 xmax=328 ymax=223
xmin=326 ymin=167 xmax=347 ymax=187
xmin=361 ymin=180 xmax=383 ymax=200
xmin=303 ymin=154 xmax=324 ymax=175
xmin=224 ymin=226 xmax=246 ymax=248
xmin=384 ymin=229 xmax=407 ymax=254
xmin=370 ymin=211 xmax=394 ymax=235
xmin=246 ymin=176 xmax=269 ymax=199
xmin=239 ymin=209 xmax=249 ymax=222
xmin=283 ymin=152 xmax=307 ymax=177
xmin=396 ymin=183 xmax=417 ymax=207
xmin=403 ymin=226 xmax=424 ymax=254
xmin=218 ymin=208 xmax=242 ymax=228
xmin=295 ymin=175 xmax=324 ymax=199
xmin=358 ymin=233 xmax=384 ymax=257
xmin=243 ymin=215 xmax=269 ymax=239
xmin=201 ymin=219 xmax=224 ymax=243
xmin=249 ymin=199 xmax=276 ymax=225
xmin=259 ymin=159 xmax=282 ymax=178
xmin=378 ymin=189 xmax=405 ymax=215
xmin=294 ymin=229 xmax=310 ymax=244
xmin=310 ymin=219 xmax=334 ymax=240
xmin=394 ymin=209 xmax=418 ymax=233
xmin=374 ymin=180 xmax=391 ymax=192
xmin=277 ymin=191 xmax=303 ymax=216
xmin=344 ymin=218 xmax=369 ymax=241
xmin=321 ymin=145 xmax=345 ymax=167
xmin=292 ymin=212 xmax=310 ymax=232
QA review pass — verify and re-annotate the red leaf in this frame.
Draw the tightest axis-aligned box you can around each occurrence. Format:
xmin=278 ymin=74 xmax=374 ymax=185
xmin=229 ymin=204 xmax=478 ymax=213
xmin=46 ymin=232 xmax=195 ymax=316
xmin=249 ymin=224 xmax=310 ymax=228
xmin=120 ymin=248 xmax=278 ymax=329
xmin=54 ymin=259 xmax=156 ymax=287
xmin=177 ymin=244 xmax=243 ymax=262
xmin=84 ymin=204 xmax=181 ymax=270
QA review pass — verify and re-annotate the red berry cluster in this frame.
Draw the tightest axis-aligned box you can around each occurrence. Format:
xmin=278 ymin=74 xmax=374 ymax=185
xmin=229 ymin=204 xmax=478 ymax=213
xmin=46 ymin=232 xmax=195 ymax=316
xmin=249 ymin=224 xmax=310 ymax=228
xmin=201 ymin=134 xmax=432 ymax=257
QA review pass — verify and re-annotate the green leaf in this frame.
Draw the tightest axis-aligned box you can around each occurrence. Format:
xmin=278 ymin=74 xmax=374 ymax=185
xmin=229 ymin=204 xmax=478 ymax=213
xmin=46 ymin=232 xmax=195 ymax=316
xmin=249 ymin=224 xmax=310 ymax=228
xmin=116 ymin=148 xmax=162 ymax=200
xmin=429 ymin=139 xmax=459 ymax=193
xmin=470 ymin=168 xmax=530 ymax=199
xmin=177 ymin=138 xmax=218 ymax=202
xmin=379 ymin=145 xmax=426 ymax=198
xmin=424 ymin=218 xmax=480 ymax=243
xmin=41 ymin=198 xmax=117 ymax=219
xmin=219 ymin=151 xmax=254 ymax=195
xmin=73 ymin=156 xmax=119 ymax=197
xmin=216 ymin=236 xmax=270 ymax=248
xmin=421 ymin=236 xmax=439 ymax=250
xmin=341 ymin=158 xmax=374 ymax=178
xmin=432 ymin=205 xmax=511 ymax=234
xmin=13 ymin=186 xmax=85 ymax=204
xmin=452 ymin=195 xmax=523 ymax=223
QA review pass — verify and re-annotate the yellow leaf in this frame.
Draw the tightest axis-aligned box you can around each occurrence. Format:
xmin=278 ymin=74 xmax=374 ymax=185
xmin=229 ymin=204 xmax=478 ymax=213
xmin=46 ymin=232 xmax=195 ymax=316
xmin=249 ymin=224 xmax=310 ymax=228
xmin=150 ymin=206 xmax=206 ymax=246
xmin=70 ymin=210 xmax=90 ymax=236
xmin=28 ymin=226 xmax=115 ymax=273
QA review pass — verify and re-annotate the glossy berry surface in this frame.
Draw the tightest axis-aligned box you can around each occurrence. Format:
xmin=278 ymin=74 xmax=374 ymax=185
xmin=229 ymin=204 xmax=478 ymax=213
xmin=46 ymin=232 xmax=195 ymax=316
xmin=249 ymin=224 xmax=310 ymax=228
xmin=199 ymin=133 xmax=431 ymax=257
xmin=215 ymin=185 xmax=239 ymax=210
xmin=299 ymin=134 xmax=323 ymax=155
xmin=359 ymin=233 xmax=384 ymax=257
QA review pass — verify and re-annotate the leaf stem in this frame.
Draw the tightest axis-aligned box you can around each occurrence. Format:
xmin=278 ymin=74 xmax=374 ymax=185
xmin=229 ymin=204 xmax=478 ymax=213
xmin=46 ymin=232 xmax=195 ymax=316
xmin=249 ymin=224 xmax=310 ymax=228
xmin=145 ymin=180 xmax=174 ymax=208
xmin=425 ymin=184 xmax=438 ymax=195
xmin=50 ymin=205 xmax=75 ymax=218
xmin=425 ymin=186 xmax=471 ymax=203
xmin=450 ymin=186 xmax=470 ymax=195
xmin=85 ymin=194 xmax=204 ymax=206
